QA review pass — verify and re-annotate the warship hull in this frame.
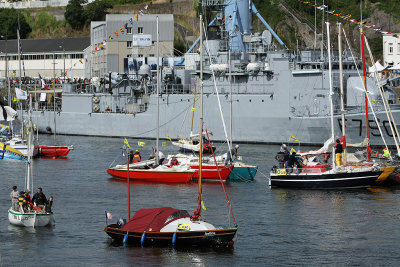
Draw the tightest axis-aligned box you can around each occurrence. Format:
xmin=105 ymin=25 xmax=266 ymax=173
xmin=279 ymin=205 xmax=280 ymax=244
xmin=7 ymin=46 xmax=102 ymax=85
xmin=26 ymin=93 xmax=400 ymax=146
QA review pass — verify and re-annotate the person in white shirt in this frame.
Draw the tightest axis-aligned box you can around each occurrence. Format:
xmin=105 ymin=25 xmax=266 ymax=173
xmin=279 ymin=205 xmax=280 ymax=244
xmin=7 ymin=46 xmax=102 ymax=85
xmin=10 ymin=186 xmax=19 ymax=211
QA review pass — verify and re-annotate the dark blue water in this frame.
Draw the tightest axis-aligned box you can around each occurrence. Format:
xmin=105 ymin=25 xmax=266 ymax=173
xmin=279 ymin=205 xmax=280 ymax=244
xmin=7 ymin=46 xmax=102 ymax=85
xmin=1 ymin=135 xmax=400 ymax=266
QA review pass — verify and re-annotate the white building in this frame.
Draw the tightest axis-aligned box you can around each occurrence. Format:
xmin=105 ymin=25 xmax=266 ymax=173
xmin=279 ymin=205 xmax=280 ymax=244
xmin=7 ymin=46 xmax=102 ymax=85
xmin=90 ymin=14 xmax=174 ymax=78
xmin=383 ymin=34 xmax=400 ymax=67
xmin=0 ymin=37 xmax=90 ymax=79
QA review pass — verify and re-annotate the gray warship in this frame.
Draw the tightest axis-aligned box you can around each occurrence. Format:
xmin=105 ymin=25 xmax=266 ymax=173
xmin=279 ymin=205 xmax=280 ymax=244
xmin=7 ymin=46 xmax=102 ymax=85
xmin=26 ymin=0 xmax=400 ymax=146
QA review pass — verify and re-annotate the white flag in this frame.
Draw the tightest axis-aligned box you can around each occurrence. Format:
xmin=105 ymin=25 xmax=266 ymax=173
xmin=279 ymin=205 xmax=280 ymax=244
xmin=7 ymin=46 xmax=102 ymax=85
xmin=40 ymin=93 xmax=47 ymax=102
xmin=15 ymin=88 xmax=27 ymax=100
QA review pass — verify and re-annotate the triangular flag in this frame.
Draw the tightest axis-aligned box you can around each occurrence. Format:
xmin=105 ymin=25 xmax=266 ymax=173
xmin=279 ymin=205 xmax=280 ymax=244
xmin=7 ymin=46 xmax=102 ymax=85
xmin=138 ymin=141 xmax=146 ymax=147
xmin=289 ymin=135 xmax=300 ymax=142
xmin=124 ymin=138 xmax=131 ymax=148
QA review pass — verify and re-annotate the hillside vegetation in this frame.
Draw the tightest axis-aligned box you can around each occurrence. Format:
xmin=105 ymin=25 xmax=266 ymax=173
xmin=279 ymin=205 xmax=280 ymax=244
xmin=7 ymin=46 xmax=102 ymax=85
xmin=1 ymin=0 xmax=400 ymax=58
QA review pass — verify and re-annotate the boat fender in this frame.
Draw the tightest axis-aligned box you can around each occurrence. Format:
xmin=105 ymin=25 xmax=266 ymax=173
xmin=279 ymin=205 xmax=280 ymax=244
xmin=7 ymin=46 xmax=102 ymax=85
xmin=140 ymin=231 xmax=146 ymax=246
xmin=172 ymin=232 xmax=177 ymax=246
xmin=93 ymin=96 xmax=100 ymax=104
xmin=123 ymin=232 xmax=128 ymax=245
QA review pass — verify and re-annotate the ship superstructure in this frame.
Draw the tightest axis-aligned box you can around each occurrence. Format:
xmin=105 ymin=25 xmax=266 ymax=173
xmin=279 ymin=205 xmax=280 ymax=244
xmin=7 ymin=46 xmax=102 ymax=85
xmin=24 ymin=0 xmax=400 ymax=146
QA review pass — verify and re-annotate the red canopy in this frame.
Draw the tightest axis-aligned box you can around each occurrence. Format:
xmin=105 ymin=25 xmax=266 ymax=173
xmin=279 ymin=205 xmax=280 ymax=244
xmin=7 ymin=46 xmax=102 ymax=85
xmin=121 ymin=207 xmax=190 ymax=232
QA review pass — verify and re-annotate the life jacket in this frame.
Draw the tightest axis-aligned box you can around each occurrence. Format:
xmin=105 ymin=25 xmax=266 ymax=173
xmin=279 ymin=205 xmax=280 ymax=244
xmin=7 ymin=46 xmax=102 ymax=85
xmin=18 ymin=196 xmax=26 ymax=206
xmin=170 ymin=159 xmax=179 ymax=167
xmin=132 ymin=154 xmax=141 ymax=163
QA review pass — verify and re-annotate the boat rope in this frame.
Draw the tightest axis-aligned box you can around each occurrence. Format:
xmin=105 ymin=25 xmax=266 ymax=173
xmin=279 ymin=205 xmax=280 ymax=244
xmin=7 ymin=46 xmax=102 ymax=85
xmin=206 ymin=130 xmax=237 ymax=226
xmin=342 ymin=29 xmax=391 ymax=154
xmin=257 ymin=169 xmax=270 ymax=179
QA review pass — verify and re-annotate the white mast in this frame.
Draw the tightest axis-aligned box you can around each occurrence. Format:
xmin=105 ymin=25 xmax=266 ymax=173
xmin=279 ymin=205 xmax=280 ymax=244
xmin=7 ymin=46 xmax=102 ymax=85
xmin=338 ymin=23 xmax=346 ymax=165
xmin=326 ymin=22 xmax=335 ymax=169
xmin=156 ymin=16 xmax=160 ymax=164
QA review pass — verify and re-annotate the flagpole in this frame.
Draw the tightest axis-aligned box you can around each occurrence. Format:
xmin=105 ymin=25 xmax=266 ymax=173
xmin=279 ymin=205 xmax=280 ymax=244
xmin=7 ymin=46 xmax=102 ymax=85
xmin=156 ymin=16 xmax=160 ymax=164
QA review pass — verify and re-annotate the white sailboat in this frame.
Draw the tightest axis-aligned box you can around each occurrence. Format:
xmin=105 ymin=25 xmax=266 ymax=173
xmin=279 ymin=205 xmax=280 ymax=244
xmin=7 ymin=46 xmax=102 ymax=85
xmin=8 ymin=97 xmax=54 ymax=227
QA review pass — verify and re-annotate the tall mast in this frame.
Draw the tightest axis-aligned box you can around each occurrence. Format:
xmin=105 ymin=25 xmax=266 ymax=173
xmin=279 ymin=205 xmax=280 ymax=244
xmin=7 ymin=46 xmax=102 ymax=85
xmin=229 ymin=49 xmax=233 ymax=147
xmin=26 ymin=97 xmax=33 ymax=192
xmin=190 ymin=80 xmax=197 ymax=137
xmin=197 ymin=14 xmax=204 ymax=218
xmin=338 ymin=23 xmax=346 ymax=165
xmin=360 ymin=4 xmax=370 ymax=161
xmin=326 ymin=22 xmax=335 ymax=169
xmin=156 ymin=16 xmax=160 ymax=163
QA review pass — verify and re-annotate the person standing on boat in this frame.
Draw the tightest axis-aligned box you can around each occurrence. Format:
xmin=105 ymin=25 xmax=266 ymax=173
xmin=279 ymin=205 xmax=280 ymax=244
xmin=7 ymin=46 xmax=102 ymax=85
xmin=285 ymin=150 xmax=301 ymax=174
xmin=45 ymin=196 xmax=53 ymax=213
xmin=10 ymin=186 xmax=19 ymax=211
xmin=335 ymin=139 xmax=343 ymax=166
xmin=276 ymin=144 xmax=290 ymax=168
xmin=225 ymin=145 xmax=239 ymax=166
xmin=32 ymin=187 xmax=47 ymax=209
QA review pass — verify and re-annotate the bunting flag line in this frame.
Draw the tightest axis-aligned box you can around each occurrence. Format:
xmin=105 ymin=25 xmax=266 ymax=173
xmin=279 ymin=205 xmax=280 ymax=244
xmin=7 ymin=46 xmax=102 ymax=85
xmin=296 ymin=0 xmax=399 ymax=39
xmin=39 ymin=74 xmax=50 ymax=90
xmin=114 ymin=31 xmax=119 ymax=38
xmin=129 ymin=18 xmax=133 ymax=24
xmin=109 ymin=35 xmax=113 ymax=41
xmin=135 ymin=13 xmax=138 ymax=21
xmin=120 ymin=27 xmax=124 ymax=34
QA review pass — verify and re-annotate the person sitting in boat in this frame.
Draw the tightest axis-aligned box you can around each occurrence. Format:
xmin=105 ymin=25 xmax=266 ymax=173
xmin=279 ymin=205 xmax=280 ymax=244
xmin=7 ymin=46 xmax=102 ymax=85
xmin=32 ymin=187 xmax=47 ymax=210
xmin=275 ymin=144 xmax=290 ymax=168
xmin=225 ymin=145 xmax=239 ymax=166
xmin=149 ymin=148 xmax=165 ymax=165
xmin=335 ymin=139 xmax=343 ymax=166
xmin=23 ymin=191 xmax=34 ymax=211
xmin=45 ymin=196 xmax=53 ymax=213
xmin=170 ymin=156 xmax=180 ymax=167
xmin=131 ymin=150 xmax=141 ymax=163
xmin=10 ymin=186 xmax=20 ymax=211
xmin=285 ymin=150 xmax=301 ymax=174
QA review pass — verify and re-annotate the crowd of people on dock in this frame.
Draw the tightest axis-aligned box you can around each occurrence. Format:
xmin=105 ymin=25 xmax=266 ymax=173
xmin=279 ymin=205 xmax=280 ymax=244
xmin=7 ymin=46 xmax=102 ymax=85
xmin=10 ymin=186 xmax=53 ymax=213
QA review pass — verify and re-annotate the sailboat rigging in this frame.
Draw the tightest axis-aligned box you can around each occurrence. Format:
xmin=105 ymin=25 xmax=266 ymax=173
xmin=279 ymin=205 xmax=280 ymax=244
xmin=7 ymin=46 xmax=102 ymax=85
xmin=104 ymin=15 xmax=237 ymax=246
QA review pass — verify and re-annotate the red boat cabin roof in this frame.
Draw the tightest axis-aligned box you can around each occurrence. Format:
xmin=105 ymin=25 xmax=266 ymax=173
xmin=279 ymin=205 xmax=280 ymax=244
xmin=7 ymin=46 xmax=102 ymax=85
xmin=121 ymin=207 xmax=190 ymax=232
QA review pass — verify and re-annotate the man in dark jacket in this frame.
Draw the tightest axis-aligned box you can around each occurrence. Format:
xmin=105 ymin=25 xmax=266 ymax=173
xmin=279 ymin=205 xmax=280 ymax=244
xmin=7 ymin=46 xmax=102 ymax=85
xmin=32 ymin=187 xmax=47 ymax=207
xmin=285 ymin=151 xmax=301 ymax=174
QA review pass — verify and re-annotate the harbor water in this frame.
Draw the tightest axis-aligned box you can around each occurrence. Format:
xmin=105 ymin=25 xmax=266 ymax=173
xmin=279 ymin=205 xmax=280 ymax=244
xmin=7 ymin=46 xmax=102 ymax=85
xmin=1 ymin=135 xmax=400 ymax=266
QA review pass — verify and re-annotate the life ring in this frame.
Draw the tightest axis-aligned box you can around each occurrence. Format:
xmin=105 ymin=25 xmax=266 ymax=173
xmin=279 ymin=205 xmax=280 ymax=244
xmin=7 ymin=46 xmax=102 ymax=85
xmin=93 ymin=96 xmax=100 ymax=104
xmin=93 ymin=105 xmax=100 ymax=112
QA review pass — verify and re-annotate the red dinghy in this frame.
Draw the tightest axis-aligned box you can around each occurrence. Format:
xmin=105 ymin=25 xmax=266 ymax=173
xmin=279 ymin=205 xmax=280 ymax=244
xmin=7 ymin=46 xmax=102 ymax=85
xmin=107 ymin=165 xmax=195 ymax=183
xmin=38 ymin=145 xmax=72 ymax=157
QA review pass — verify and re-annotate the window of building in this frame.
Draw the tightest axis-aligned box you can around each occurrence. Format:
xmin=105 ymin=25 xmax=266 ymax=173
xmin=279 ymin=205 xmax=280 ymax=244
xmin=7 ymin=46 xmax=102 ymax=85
xmin=127 ymin=41 xmax=132 ymax=48
xmin=397 ymin=43 xmax=400 ymax=55
xmin=138 ymin=27 xmax=143 ymax=34
xmin=127 ymin=27 xmax=132 ymax=34
xmin=127 ymin=54 xmax=131 ymax=58
xmin=389 ymin=43 xmax=393 ymax=54
xmin=138 ymin=54 xmax=143 ymax=57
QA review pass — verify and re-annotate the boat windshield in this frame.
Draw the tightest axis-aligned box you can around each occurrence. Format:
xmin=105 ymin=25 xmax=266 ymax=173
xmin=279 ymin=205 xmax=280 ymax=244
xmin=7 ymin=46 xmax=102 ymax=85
xmin=165 ymin=210 xmax=189 ymax=223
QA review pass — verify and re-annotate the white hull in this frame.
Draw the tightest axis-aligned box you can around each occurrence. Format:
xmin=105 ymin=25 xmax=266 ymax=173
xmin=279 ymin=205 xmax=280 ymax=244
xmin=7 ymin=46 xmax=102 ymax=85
xmin=8 ymin=208 xmax=54 ymax=227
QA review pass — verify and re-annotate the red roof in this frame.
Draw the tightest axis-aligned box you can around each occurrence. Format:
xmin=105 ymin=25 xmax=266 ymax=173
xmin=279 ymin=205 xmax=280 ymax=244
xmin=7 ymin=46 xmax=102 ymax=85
xmin=121 ymin=207 xmax=190 ymax=232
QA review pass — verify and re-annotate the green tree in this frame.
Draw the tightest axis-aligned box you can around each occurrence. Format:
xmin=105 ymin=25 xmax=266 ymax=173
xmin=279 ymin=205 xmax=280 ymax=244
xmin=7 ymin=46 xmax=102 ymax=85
xmin=83 ymin=0 xmax=113 ymax=25
xmin=65 ymin=0 xmax=87 ymax=30
xmin=0 ymin=8 xmax=32 ymax=39
xmin=33 ymin=11 xmax=59 ymax=34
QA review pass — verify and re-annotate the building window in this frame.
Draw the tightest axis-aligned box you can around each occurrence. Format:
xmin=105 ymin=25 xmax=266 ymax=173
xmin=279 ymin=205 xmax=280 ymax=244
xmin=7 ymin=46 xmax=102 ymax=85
xmin=138 ymin=54 xmax=143 ymax=57
xmin=138 ymin=27 xmax=143 ymax=34
xmin=389 ymin=43 xmax=393 ymax=54
xmin=127 ymin=41 xmax=132 ymax=48
xmin=127 ymin=54 xmax=131 ymax=58
xmin=398 ymin=43 xmax=400 ymax=55
xmin=127 ymin=27 xmax=132 ymax=34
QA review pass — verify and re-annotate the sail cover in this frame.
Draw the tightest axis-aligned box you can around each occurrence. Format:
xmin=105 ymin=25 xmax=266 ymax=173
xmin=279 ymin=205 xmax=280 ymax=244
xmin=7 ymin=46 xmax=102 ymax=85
xmin=299 ymin=137 xmax=334 ymax=156
xmin=121 ymin=207 xmax=190 ymax=232
xmin=0 ymin=103 xmax=17 ymax=122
